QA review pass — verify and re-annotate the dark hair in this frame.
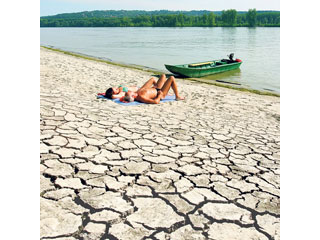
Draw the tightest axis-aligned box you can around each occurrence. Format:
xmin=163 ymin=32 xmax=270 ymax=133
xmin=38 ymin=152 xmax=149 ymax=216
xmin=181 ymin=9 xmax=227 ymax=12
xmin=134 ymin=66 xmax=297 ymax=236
xmin=105 ymin=88 xmax=113 ymax=99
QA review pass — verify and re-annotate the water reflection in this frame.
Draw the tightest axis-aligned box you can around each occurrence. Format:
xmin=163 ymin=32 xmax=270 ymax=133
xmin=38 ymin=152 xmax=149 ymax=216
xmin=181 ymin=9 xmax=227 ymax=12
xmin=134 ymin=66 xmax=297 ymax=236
xmin=247 ymin=28 xmax=257 ymax=50
xmin=199 ymin=68 xmax=242 ymax=83
xmin=221 ymin=27 xmax=237 ymax=45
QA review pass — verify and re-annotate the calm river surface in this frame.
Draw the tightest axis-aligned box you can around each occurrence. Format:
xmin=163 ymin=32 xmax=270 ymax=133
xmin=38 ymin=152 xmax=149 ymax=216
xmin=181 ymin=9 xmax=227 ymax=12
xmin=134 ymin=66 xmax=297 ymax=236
xmin=41 ymin=27 xmax=280 ymax=93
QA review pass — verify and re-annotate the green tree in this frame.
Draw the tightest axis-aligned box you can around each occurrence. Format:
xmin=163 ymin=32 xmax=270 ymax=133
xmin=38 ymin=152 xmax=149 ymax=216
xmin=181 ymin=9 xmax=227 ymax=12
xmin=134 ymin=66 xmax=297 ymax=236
xmin=247 ymin=8 xmax=257 ymax=27
xmin=221 ymin=9 xmax=237 ymax=26
xmin=208 ymin=12 xmax=215 ymax=26
xmin=202 ymin=13 xmax=209 ymax=26
xmin=177 ymin=13 xmax=184 ymax=26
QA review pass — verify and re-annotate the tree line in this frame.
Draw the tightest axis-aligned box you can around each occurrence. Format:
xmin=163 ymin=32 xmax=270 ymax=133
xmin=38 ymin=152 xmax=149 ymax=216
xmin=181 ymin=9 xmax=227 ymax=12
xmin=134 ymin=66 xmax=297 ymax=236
xmin=42 ymin=10 xmax=217 ymax=19
xmin=40 ymin=9 xmax=280 ymax=27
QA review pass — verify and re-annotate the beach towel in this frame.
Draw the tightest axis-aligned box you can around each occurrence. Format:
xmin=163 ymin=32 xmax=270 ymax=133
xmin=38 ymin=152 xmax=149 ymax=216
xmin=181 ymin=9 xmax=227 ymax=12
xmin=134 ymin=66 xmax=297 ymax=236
xmin=97 ymin=93 xmax=176 ymax=105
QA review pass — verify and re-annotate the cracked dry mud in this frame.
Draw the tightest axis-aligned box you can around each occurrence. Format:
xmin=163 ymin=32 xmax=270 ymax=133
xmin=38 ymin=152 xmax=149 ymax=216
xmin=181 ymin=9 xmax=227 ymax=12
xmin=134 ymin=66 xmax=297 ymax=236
xmin=40 ymin=48 xmax=280 ymax=240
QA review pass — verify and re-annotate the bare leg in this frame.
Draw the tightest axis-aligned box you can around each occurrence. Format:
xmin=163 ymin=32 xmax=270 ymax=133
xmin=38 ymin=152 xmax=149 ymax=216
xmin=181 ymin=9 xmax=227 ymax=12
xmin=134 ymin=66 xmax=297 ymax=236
xmin=160 ymin=76 xmax=185 ymax=100
xmin=154 ymin=74 xmax=166 ymax=89
xmin=138 ymin=77 xmax=157 ymax=93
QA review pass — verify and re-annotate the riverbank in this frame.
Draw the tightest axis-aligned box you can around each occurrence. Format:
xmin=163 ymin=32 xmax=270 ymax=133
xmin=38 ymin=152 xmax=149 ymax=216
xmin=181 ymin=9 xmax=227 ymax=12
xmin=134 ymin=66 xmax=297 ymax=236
xmin=40 ymin=46 xmax=280 ymax=239
xmin=41 ymin=46 xmax=279 ymax=97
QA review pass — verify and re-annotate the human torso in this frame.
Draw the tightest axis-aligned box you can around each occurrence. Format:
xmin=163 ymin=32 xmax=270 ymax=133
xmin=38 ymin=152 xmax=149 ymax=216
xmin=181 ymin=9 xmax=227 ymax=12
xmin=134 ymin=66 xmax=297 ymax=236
xmin=118 ymin=85 xmax=128 ymax=92
xmin=128 ymin=86 xmax=139 ymax=92
xmin=136 ymin=88 xmax=157 ymax=100
xmin=119 ymin=85 xmax=138 ymax=93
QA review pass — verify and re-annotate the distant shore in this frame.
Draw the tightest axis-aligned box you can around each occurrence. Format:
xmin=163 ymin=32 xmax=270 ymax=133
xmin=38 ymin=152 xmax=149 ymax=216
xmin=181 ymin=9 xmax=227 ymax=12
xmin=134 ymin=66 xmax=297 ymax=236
xmin=41 ymin=46 xmax=279 ymax=97
xmin=40 ymin=9 xmax=280 ymax=28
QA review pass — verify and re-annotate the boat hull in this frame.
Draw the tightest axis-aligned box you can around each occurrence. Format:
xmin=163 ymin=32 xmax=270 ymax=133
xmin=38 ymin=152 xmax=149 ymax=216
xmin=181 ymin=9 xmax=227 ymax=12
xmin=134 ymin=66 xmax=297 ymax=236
xmin=165 ymin=61 xmax=242 ymax=78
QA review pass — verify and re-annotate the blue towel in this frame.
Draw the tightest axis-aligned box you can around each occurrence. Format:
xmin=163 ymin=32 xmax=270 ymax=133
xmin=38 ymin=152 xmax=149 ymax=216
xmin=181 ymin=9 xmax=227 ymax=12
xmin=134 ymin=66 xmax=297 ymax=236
xmin=97 ymin=94 xmax=176 ymax=105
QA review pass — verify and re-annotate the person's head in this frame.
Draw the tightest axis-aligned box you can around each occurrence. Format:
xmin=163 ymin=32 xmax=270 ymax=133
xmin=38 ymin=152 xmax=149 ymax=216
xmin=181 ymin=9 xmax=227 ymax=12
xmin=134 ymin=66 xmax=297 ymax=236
xmin=105 ymin=87 xmax=120 ymax=99
xmin=105 ymin=88 xmax=113 ymax=99
xmin=123 ymin=91 xmax=135 ymax=102
xmin=112 ymin=87 xmax=120 ymax=94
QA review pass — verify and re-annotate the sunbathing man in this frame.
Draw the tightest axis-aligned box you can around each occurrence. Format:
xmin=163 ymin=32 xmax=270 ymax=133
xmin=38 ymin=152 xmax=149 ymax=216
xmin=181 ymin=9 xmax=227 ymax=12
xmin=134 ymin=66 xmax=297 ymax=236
xmin=123 ymin=74 xmax=185 ymax=104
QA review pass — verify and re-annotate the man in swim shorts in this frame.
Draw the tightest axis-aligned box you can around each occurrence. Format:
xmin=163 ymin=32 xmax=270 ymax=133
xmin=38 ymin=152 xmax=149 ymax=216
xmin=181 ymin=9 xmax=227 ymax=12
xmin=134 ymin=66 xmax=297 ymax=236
xmin=123 ymin=74 xmax=185 ymax=104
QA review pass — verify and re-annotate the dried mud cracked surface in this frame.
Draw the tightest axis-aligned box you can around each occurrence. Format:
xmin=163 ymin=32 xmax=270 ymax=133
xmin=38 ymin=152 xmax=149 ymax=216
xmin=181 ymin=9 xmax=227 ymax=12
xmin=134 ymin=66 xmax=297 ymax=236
xmin=40 ymin=48 xmax=280 ymax=240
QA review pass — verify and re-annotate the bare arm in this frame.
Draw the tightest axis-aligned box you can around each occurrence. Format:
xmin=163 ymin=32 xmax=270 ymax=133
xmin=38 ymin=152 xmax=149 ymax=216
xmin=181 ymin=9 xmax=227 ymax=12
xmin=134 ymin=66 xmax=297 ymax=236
xmin=112 ymin=93 xmax=125 ymax=99
xmin=136 ymin=94 xmax=161 ymax=104
xmin=152 ymin=79 xmax=158 ymax=88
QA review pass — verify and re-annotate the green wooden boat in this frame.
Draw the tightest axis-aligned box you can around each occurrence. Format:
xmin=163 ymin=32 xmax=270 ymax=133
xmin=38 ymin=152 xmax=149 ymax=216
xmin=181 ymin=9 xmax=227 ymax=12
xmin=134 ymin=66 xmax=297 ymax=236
xmin=165 ymin=54 xmax=242 ymax=78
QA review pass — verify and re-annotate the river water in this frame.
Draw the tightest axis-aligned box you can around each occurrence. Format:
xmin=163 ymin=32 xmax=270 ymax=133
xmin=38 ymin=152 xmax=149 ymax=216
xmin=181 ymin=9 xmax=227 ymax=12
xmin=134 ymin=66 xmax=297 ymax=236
xmin=40 ymin=27 xmax=280 ymax=93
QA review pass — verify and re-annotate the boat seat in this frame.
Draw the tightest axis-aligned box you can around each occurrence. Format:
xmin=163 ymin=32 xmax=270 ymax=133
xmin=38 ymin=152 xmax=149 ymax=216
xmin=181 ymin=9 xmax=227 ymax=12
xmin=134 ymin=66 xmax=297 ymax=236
xmin=188 ymin=61 xmax=213 ymax=67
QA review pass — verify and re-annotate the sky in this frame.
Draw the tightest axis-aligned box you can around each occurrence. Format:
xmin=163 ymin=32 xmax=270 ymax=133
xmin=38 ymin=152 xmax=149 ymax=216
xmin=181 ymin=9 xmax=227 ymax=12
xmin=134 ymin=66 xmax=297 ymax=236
xmin=40 ymin=0 xmax=280 ymax=16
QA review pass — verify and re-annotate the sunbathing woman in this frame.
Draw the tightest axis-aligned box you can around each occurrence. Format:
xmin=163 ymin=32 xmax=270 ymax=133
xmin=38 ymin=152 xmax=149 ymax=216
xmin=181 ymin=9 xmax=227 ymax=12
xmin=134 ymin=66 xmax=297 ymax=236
xmin=105 ymin=85 xmax=139 ymax=99
xmin=123 ymin=75 xmax=185 ymax=104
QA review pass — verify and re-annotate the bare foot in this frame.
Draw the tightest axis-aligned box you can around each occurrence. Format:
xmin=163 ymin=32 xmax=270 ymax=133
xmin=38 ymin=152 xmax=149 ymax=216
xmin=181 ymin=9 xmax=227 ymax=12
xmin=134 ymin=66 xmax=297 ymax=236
xmin=175 ymin=96 xmax=185 ymax=101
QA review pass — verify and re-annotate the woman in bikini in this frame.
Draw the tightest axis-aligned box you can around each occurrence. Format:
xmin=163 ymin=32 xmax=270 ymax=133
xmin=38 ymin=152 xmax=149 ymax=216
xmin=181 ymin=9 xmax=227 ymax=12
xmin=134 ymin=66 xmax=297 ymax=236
xmin=104 ymin=85 xmax=139 ymax=99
